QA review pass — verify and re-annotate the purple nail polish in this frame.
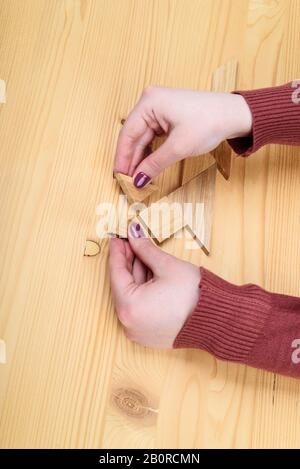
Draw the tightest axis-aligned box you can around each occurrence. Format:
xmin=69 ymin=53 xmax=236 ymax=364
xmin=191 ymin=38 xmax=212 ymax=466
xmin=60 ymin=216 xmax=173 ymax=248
xmin=129 ymin=222 xmax=145 ymax=239
xmin=133 ymin=172 xmax=151 ymax=188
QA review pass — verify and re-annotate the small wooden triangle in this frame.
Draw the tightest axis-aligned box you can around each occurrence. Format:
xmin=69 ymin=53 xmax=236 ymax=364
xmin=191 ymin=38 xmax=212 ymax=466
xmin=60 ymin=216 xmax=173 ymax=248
xmin=115 ymin=173 xmax=158 ymax=203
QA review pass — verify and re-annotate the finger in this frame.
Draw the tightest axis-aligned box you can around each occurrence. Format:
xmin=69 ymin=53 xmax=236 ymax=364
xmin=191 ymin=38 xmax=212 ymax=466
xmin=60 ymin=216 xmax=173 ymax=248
xmin=132 ymin=133 xmax=183 ymax=187
xmin=114 ymin=102 xmax=156 ymax=175
xmin=146 ymin=267 xmax=153 ymax=282
xmin=109 ymin=238 xmax=136 ymax=296
xmin=127 ymin=128 xmax=154 ymax=176
xmin=123 ymin=239 xmax=134 ymax=272
xmin=132 ymin=256 xmax=147 ymax=284
xmin=127 ymin=221 xmax=174 ymax=276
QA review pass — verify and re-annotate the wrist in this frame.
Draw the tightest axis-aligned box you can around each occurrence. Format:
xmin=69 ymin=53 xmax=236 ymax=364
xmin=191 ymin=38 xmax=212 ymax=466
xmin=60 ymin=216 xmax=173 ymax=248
xmin=223 ymin=93 xmax=253 ymax=139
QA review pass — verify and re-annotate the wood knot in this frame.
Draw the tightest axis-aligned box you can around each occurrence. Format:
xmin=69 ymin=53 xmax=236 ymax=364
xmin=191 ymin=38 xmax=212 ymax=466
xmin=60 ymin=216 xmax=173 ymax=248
xmin=112 ymin=388 xmax=154 ymax=419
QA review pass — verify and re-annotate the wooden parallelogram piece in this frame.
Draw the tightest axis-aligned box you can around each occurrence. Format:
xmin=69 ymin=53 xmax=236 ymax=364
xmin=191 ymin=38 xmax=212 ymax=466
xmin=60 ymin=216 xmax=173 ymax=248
xmin=182 ymin=59 xmax=238 ymax=183
xmin=137 ymin=163 xmax=217 ymax=254
xmin=115 ymin=173 xmax=158 ymax=203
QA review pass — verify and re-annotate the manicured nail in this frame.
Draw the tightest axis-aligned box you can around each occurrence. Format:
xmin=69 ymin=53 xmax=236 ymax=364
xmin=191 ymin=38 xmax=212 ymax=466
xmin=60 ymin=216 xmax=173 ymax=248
xmin=129 ymin=222 xmax=145 ymax=239
xmin=133 ymin=172 xmax=151 ymax=188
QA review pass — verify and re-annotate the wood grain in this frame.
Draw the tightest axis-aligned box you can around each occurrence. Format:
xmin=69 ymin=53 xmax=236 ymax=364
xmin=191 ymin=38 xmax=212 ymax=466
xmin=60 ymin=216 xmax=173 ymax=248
xmin=0 ymin=0 xmax=300 ymax=449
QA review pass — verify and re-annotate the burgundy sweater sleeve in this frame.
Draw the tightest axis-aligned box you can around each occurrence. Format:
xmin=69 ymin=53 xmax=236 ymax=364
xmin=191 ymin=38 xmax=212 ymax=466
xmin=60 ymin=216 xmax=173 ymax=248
xmin=173 ymin=268 xmax=300 ymax=378
xmin=227 ymin=81 xmax=300 ymax=155
xmin=173 ymin=83 xmax=300 ymax=377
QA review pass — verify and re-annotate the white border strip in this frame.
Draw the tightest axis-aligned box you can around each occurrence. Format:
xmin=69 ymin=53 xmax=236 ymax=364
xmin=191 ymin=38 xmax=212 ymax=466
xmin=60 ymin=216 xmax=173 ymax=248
xmin=0 ymin=339 xmax=6 ymax=364
xmin=0 ymin=79 xmax=6 ymax=103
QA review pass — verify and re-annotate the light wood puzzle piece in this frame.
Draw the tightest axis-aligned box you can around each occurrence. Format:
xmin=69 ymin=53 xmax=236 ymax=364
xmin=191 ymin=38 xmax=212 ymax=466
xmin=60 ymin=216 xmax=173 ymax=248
xmin=84 ymin=240 xmax=100 ymax=256
xmin=138 ymin=164 xmax=217 ymax=254
xmin=182 ymin=59 xmax=238 ymax=183
xmin=115 ymin=173 xmax=158 ymax=203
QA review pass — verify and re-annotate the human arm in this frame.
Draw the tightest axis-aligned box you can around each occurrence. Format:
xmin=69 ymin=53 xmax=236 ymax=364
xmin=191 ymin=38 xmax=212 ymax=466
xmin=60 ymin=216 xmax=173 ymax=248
xmin=114 ymin=82 xmax=300 ymax=186
xmin=109 ymin=223 xmax=300 ymax=378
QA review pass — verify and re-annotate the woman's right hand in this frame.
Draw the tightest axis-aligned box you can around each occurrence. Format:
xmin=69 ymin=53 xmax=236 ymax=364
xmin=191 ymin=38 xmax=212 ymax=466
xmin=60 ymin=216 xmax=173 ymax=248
xmin=114 ymin=87 xmax=252 ymax=187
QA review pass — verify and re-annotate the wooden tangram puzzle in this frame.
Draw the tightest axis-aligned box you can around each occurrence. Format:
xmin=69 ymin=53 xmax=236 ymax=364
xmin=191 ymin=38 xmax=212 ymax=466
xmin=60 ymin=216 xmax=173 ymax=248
xmin=115 ymin=60 xmax=238 ymax=255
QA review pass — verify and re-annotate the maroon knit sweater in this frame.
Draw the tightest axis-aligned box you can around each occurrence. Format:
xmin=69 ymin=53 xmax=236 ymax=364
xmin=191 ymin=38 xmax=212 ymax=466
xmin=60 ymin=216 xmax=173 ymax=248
xmin=173 ymin=82 xmax=300 ymax=378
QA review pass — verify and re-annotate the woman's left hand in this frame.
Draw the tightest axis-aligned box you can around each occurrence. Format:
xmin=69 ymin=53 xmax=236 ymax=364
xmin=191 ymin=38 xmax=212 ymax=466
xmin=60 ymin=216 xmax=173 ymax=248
xmin=109 ymin=222 xmax=200 ymax=348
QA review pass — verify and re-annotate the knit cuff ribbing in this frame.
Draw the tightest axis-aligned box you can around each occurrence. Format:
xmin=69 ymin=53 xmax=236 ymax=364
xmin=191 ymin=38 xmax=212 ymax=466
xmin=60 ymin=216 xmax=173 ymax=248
xmin=173 ymin=267 xmax=271 ymax=363
xmin=227 ymin=82 xmax=300 ymax=156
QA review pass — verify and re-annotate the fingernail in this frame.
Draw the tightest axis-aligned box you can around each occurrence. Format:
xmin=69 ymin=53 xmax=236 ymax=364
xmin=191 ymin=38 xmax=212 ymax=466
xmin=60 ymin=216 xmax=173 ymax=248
xmin=133 ymin=172 xmax=151 ymax=188
xmin=129 ymin=222 xmax=145 ymax=239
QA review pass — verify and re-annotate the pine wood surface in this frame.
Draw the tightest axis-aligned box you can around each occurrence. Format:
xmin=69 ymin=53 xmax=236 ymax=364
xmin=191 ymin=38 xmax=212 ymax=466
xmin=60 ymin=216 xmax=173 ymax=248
xmin=1 ymin=0 xmax=300 ymax=449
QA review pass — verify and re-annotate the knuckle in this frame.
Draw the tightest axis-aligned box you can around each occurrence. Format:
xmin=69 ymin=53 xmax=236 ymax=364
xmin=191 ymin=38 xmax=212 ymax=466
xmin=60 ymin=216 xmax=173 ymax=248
xmin=147 ymin=156 xmax=162 ymax=173
xmin=143 ymin=85 xmax=157 ymax=97
xmin=171 ymin=140 xmax=186 ymax=157
xmin=161 ymin=254 xmax=176 ymax=270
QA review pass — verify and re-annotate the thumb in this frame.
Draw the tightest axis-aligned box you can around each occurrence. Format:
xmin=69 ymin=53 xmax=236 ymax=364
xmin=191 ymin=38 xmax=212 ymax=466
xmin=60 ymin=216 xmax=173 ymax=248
xmin=133 ymin=135 xmax=181 ymax=188
xmin=109 ymin=238 xmax=135 ymax=296
xmin=128 ymin=221 xmax=173 ymax=276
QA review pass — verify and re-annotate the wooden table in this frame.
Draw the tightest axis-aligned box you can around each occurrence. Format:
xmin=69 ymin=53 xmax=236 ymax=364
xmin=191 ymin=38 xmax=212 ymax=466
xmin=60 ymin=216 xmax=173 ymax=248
xmin=1 ymin=0 xmax=300 ymax=448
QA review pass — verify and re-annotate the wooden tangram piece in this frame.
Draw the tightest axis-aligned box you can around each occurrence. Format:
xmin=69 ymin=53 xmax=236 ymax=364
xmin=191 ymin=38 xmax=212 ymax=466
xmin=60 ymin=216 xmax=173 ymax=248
xmin=115 ymin=173 xmax=158 ymax=203
xmin=138 ymin=164 xmax=217 ymax=254
xmin=0 ymin=339 xmax=6 ymax=364
xmin=182 ymin=59 xmax=238 ymax=183
xmin=0 ymin=79 xmax=6 ymax=103
xmin=84 ymin=240 xmax=100 ymax=256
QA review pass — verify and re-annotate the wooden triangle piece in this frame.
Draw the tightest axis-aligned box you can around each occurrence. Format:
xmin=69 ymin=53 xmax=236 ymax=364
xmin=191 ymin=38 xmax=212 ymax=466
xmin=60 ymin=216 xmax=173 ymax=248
xmin=137 ymin=164 xmax=217 ymax=255
xmin=115 ymin=173 xmax=158 ymax=203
